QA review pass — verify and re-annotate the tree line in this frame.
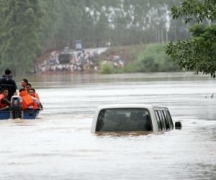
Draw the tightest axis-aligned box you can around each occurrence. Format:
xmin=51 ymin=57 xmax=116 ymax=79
xmin=38 ymin=0 xmax=189 ymax=50
xmin=1 ymin=0 xmax=212 ymax=76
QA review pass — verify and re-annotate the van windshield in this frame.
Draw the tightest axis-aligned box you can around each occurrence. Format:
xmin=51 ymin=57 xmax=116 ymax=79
xmin=96 ymin=108 xmax=152 ymax=132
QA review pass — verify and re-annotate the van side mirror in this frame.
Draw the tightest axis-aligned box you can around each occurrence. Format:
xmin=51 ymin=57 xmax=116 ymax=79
xmin=175 ymin=121 xmax=182 ymax=129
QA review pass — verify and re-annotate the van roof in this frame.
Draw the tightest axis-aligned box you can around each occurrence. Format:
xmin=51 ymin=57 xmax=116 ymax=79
xmin=97 ymin=104 xmax=167 ymax=110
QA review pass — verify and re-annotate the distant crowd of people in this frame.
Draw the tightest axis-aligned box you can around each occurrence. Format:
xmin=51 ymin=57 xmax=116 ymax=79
xmin=35 ymin=49 xmax=99 ymax=73
xmin=0 ymin=69 xmax=43 ymax=111
xmin=34 ymin=47 xmax=126 ymax=74
xmin=102 ymin=55 xmax=125 ymax=69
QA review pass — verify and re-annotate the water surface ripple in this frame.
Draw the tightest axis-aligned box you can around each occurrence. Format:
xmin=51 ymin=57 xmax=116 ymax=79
xmin=0 ymin=72 xmax=216 ymax=180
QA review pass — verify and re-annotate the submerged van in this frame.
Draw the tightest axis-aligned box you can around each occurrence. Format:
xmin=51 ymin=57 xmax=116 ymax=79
xmin=91 ymin=104 xmax=181 ymax=133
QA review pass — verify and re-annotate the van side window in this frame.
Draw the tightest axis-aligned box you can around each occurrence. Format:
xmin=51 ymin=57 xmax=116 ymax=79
xmin=162 ymin=110 xmax=170 ymax=130
xmin=158 ymin=110 xmax=166 ymax=130
xmin=156 ymin=110 xmax=168 ymax=130
xmin=154 ymin=109 xmax=174 ymax=131
xmin=164 ymin=110 xmax=174 ymax=129
xmin=154 ymin=110 xmax=162 ymax=131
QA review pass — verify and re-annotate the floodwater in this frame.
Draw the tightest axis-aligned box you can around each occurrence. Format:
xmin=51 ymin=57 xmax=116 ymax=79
xmin=0 ymin=72 xmax=216 ymax=180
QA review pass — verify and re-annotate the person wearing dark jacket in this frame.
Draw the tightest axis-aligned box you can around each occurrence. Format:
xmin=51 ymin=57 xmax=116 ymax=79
xmin=0 ymin=69 xmax=17 ymax=101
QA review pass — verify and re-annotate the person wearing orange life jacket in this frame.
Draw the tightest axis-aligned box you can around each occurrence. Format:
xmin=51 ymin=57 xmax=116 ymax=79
xmin=0 ymin=88 xmax=11 ymax=110
xmin=29 ymin=88 xmax=43 ymax=110
xmin=19 ymin=88 xmax=37 ymax=110
xmin=26 ymin=84 xmax=40 ymax=100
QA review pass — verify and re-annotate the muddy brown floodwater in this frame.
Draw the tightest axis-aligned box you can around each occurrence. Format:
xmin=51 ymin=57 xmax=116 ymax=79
xmin=0 ymin=72 xmax=216 ymax=180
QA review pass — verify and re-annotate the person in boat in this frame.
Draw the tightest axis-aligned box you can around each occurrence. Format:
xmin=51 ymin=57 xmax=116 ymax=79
xmin=29 ymin=88 xmax=43 ymax=110
xmin=21 ymin=79 xmax=28 ymax=91
xmin=19 ymin=88 xmax=41 ymax=110
xmin=26 ymin=83 xmax=31 ymax=93
xmin=0 ymin=88 xmax=11 ymax=110
xmin=0 ymin=69 xmax=17 ymax=101
xmin=26 ymin=83 xmax=40 ymax=100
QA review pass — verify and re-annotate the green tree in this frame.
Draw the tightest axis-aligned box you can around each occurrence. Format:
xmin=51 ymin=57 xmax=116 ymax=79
xmin=38 ymin=0 xmax=189 ymax=51
xmin=166 ymin=0 xmax=216 ymax=77
xmin=0 ymin=0 xmax=42 ymax=75
xmin=39 ymin=0 xmax=60 ymax=51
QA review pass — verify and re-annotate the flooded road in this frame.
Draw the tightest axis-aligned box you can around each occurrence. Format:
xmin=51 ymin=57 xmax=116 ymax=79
xmin=0 ymin=72 xmax=216 ymax=180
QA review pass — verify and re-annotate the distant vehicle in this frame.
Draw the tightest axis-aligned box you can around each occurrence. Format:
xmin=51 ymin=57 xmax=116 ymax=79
xmin=74 ymin=40 xmax=83 ymax=51
xmin=91 ymin=104 xmax=182 ymax=133
xmin=58 ymin=47 xmax=74 ymax=64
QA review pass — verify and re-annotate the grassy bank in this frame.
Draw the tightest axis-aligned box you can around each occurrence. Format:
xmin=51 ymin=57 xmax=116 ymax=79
xmin=99 ymin=43 xmax=181 ymax=74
